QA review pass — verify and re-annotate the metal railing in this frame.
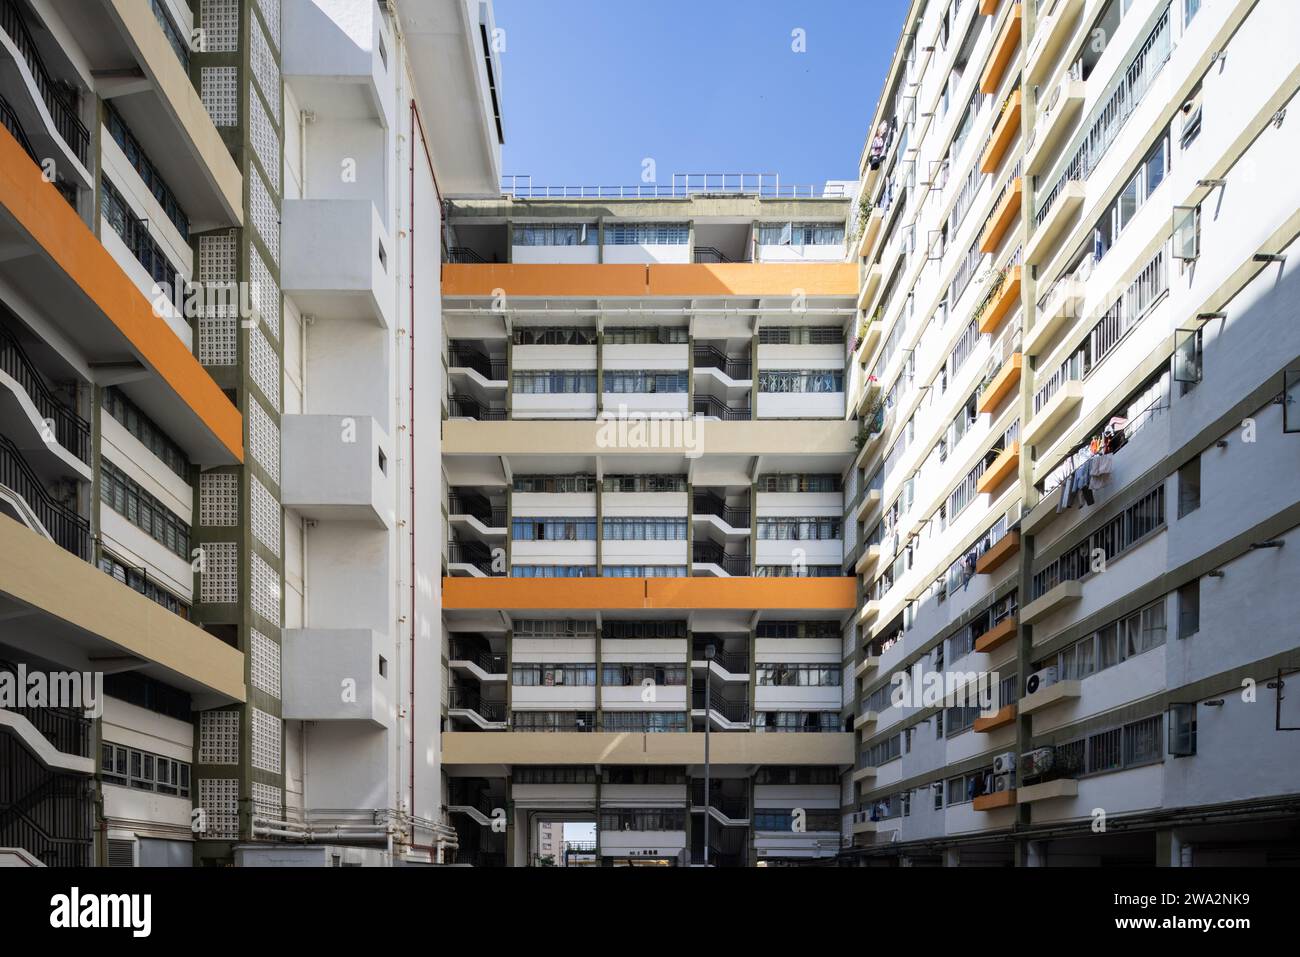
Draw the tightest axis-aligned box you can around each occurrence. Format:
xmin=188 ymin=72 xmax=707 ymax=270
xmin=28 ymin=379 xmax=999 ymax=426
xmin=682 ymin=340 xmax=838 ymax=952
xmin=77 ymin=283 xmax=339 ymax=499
xmin=693 ymin=245 xmax=736 ymax=263
xmin=447 ymin=346 xmax=507 ymax=381
xmin=0 ymin=659 xmax=92 ymax=757
xmin=693 ymin=346 xmax=751 ymax=380
xmin=0 ymin=0 xmax=88 ymax=163
xmin=689 ymin=782 xmax=749 ymax=819
xmin=501 ymin=173 xmax=847 ymax=200
xmin=446 ymin=494 xmax=506 ymax=528
xmin=445 ymin=540 xmax=497 ymax=576
xmin=447 ymin=642 xmax=506 ymax=676
xmin=448 ymin=686 xmax=505 ymax=722
xmin=0 ymin=323 xmax=89 ymax=463
xmin=448 ymin=394 xmax=507 ymax=420
xmin=0 ymin=436 xmax=90 ymax=560
xmin=691 ymin=644 xmax=748 ymax=674
xmin=691 ymin=542 xmax=750 ymax=576
xmin=1033 ymin=345 xmax=1087 ymax=414
xmin=693 ymin=395 xmax=750 ymax=420
xmin=692 ymin=494 xmax=750 ymax=529
xmin=0 ymin=94 xmax=76 ymax=205
xmin=1089 ymin=247 xmax=1168 ymax=367
xmin=692 ymin=690 xmax=750 ymax=723
xmin=1035 ymin=5 xmax=1172 ymax=228
xmin=446 ymin=246 xmax=488 ymax=264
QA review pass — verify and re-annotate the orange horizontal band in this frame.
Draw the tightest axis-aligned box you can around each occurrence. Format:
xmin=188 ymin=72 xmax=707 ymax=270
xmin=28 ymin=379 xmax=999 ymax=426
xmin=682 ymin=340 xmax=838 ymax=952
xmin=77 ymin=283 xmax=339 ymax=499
xmin=0 ymin=127 xmax=243 ymax=462
xmin=442 ymin=576 xmax=858 ymax=611
xmin=443 ymin=262 xmax=858 ymax=299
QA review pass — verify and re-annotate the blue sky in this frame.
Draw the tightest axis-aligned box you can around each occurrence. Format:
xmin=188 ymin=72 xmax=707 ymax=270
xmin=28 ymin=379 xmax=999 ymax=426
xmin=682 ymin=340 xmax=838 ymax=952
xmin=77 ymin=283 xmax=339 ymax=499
xmin=493 ymin=0 xmax=911 ymax=190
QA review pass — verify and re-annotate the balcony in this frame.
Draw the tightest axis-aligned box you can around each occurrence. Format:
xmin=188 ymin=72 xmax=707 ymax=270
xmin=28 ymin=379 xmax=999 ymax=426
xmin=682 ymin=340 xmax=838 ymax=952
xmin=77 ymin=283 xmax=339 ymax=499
xmin=1025 ymin=180 xmax=1084 ymax=268
xmin=447 ymin=641 xmax=507 ymax=683
xmin=693 ymin=395 xmax=751 ymax=421
xmin=979 ymin=3 xmax=1023 ymax=95
xmin=446 ymin=540 xmax=498 ymax=578
xmin=975 ymin=615 xmax=1017 ymax=659
xmin=854 ymin=655 xmax=879 ymax=679
xmin=0 ymin=436 xmax=88 ymax=560
xmin=973 ymin=788 xmax=1017 ymax=811
xmin=1020 ymin=579 xmax=1082 ymax=624
xmin=1024 ymin=378 xmax=1083 ymax=445
xmin=973 ymin=703 xmax=1017 ymax=732
xmin=1025 ymin=69 xmax=1086 ymax=176
xmin=448 ymin=345 xmax=508 ymax=392
xmin=691 ymin=541 xmax=750 ymax=577
xmin=1018 ymin=676 xmax=1081 ymax=713
xmin=976 ymin=442 xmax=1020 ymax=496
xmin=693 ymin=346 xmax=752 ymax=383
xmin=977 ymin=352 xmax=1022 ymax=414
xmin=979 ymin=89 xmax=1022 ymax=174
xmin=281 ymin=414 xmax=394 ymax=527
xmin=283 ymin=0 xmax=394 ymax=128
xmin=1025 ymin=0 xmax=1087 ymax=87
xmin=1017 ymin=778 xmax=1079 ymax=803
xmin=441 ymin=730 xmax=855 ymax=767
xmin=282 ymin=628 xmax=394 ymax=726
xmin=281 ymin=199 xmax=395 ymax=326
xmin=855 ymin=205 xmax=885 ymax=260
xmin=447 ymin=687 xmax=507 ymax=731
xmin=1025 ymin=276 xmax=1084 ymax=356
xmin=0 ymin=516 xmax=245 ymax=702
xmin=448 ymin=394 xmax=507 ymax=421
xmin=975 ymin=529 xmax=1020 ymax=574
xmin=857 ymin=263 xmax=883 ymax=312
xmin=853 ymin=313 xmax=882 ymax=368
xmin=979 ymin=177 xmax=1023 ymax=253
xmin=976 ymin=263 xmax=1022 ymax=336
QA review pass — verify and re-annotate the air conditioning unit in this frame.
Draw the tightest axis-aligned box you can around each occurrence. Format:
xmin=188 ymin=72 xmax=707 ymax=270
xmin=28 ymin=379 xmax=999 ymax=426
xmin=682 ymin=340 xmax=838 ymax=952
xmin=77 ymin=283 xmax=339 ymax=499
xmin=992 ymin=772 xmax=1013 ymax=793
xmin=1021 ymin=747 xmax=1055 ymax=778
xmin=1024 ymin=666 xmax=1058 ymax=697
xmin=993 ymin=751 xmax=1016 ymax=775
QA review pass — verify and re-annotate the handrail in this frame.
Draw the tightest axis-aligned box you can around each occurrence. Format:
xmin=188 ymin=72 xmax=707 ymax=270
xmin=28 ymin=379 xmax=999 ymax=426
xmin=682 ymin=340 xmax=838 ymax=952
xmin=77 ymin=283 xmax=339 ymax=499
xmin=693 ymin=395 xmax=750 ymax=421
xmin=447 ymin=346 xmax=507 ymax=381
xmin=447 ymin=641 xmax=506 ymax=676
xmin=447 ymin=246 xmax=488 ymax=264
xmin=502 ymin=173 xmax=846 ymax=200
xmin=692 ymin=494 xmax=750 ymax=529
xmin=448 ymin=686 xmax=505 ymax=722
xmin=692 ymin=245 xmax=735 ymax=263
xmin=691 ymin=542 xmax=750 ymax=576
xmin=0 ymin=322 xmax=89 ymax=463
xmin=0 ymin=0 xmax=88 ymax=163
xmin=0 ymin=93 xmax=76 ymax=206
xmin=693 ymin=346 xmax=751 ymax=380
xmin=0 ymin=658 xmax=92 ymax=756
xmin=0 ymin=436 xmax=90 ymax=561
xmin=446 ymin=540 xmax=497 ymax=575
xmin=448 ymin=394 xmax=506 ymax=421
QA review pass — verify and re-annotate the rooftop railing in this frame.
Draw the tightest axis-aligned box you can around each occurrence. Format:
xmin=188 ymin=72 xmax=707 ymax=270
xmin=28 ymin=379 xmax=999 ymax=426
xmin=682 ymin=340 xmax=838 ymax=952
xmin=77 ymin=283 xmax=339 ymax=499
xmin=502 ymin=173 xmax=849 ymax=200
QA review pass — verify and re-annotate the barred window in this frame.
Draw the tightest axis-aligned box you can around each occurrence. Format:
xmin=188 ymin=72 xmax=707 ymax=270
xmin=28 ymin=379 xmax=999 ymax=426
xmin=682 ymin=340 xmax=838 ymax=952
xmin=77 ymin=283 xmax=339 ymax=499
xmin=511 ymin=565 xmax=597 ymax=578
xmin=600 ymin=712 xmax=687 ymax=733
xmin=756 ymin=473 xmax=842 ymax=493
xmin=755 ymin=620 xmax=839 ymax=640
xmin=512 ymin=371 xmax=597 ymax=394
xmin=512 ymin=326 xmax=596 ymax=345
xmin=1031 ymin=485 xmax=1166 ymax=598
xmin=602 ymin=565 xmax=687 ymax=577
xmin=604 ymin=223 xmax=688 ymax=245
xmin=101 ymin=742 xmax=190 ymax=797
xmin=603 ymin=370 xmax=688 ymax=393
xmin=601 ymin=663 xmax=687 ymax=686
xmin=602 ymin=620 xmax=687 ymax=640
xmin=602 ymin=517 xmax=687 ymax=540
xmin=512 ymin=517 xmax=597 ymax=541
xmin=757 ymin=517 xmax=842 ymax=540
xmin=102 ymin=388 xmax=191 ymax=481
xmin=602 ymin=474 xmax=686 ymax=492
xmin=511 ymin=663 xmax=597 ymax=686
xmin=511 ymin=224 xmax=597 ymax=246
xmin=757 ymin=370 xmax=845 ymax=393
xmin=755 ymin=664 xmax=841 ymax=686
xmin=513 ymin=474 xmax=597 ymax=493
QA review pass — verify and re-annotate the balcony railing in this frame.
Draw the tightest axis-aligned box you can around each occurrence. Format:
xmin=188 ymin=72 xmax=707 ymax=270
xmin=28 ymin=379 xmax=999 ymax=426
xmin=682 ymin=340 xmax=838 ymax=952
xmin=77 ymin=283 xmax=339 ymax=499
xmin=693 ymin=395 xmax=750 ymax=420
xmin=692 ymin=494 xmax=750 ymax=529
xmin=0 ymin=94 xmax=76 ymax=206
xmin=694 ymin=346 xmax=751 ymax=381
xmin=691 ymin=542 xmax=750 ymax=576
xmin=0 ymin=658 xmax=92 ymax=757
xmin=0 ymin=435 xmax=90 ymax=561
xmin=446 ymin=246 xmax=488 ymax=264
xmin=693 ymin=245 xmax=735 ymax=263
xmin=448 ymin=686 xmax=505 ymax=723
xmin=1033 ymin=347 xmax=1086 ymax=414
xmin=502 ymin=173 xmax=846 ymax=200
xmin=447 ymin=346 xmax=506 ymax=381
xmin=448 ymin=642 xmax=506 ymax=676
xmin=0 ymin=0 xmax=88 ymax=164
xmin=448 ymin=394 xmax=507 ymax=421
xmin=691 ymin=644 xmax=748 ymax=675
xmin=1035 ymin=5 xmax=1171 ymax=228
xmin=689 ymin=782 xmax=749 ymax=819
xmin=692 ymin=690 xmax=750 ymax=723
xmin=0 ymin=322 xmax=89 ymax=463
xmin=446 ymin=540 xmax=497 ymax=576
xmin=447 ymin=495 xmax=506 ymax=528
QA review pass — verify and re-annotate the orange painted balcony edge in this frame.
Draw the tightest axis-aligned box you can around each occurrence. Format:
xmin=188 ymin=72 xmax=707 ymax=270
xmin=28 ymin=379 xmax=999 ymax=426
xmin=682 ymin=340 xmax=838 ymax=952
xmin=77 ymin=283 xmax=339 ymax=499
xmin=977 ymin=265 xmax=1023 ymax=335
xmin=979 ymin=178 xmax=1023 ymax=253
xmin=442 ymin=576 xmax=858 ymax=611
xmin=980 ymin=90 xmax=1023 ymax=174
xmin=977 ymin=352 xmax=1022 ymax=414
xmin=974 ymin=703 xmax=1017 ymax=733
xmin=973 ymin=788 xmax=1017 ymax=810
xmin=0 ymin=126 xmax=243 ymax=461
xmin=979 ymin=3 xmax=1023 ymax=95
xmin=976 ymin=530 xmax=1021 ymax=575
xmin=979 ymin=0 xmax=1001 ymax=15
xmin=973 ymin=615 xmax=1019 ymax=653
xmin=442 ymin=262 xmax=859 ymax=299
xmin=976 ymin=442 xmax=1021 ymax=495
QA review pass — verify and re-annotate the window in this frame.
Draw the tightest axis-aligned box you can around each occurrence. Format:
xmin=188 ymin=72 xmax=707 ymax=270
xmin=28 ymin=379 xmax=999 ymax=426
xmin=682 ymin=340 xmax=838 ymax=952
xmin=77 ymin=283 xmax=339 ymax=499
xmin=1177 ymin=580 xmax=1200 ymax=639
xmin=512 ymin=371 xmax=596 ymax=394
xmin=99 ymin=553 xmax=190 ymax=619
xmin=101 ymin=743 xmax=190 ymax=798
xmin=513 ymin=474 xmax=596 ymax=493
xmin=512 ymin=517 xmax=597 ymax=541
xmin=378 ymin=656 xmax=388 ymax=678
xmin=513 ymin=326 xmax=596 ymax=346
xmin=1177 ymin=456 xmax=1201 ymax=517
xmin=99 ymin=461 xmax=191 ymax=560
xmin=604 ymin=223 xmax=688 ymax=245
xmin=102 ymin=388 xmax=191 ymax=481
xmin=758 ymin=222 xmax=846 ymax=245
xmin=1172 ymin=204 xmax=1200 ymax=263
xmin=755 ymin=664 xmax=841 ymax=687
xmin=603 ymin=371 xmax=687 ymax=393
xmin=512 ymin=224 xmax=596 ymax=246
xmin=601 ymin=663 xmax=686 ymax=686
xmin=757 ymin=370 xmax=845 ymax=393
xmin=512 ymin=664 xmax=597 ymax=686
xmin=1173 ymin=328 xmax=1203 ymax=387
xmin=1168 ymin=703 xmax=1197 ymax=756
xmin=602 ymin=517 xmax=687 ymax=540
xmin=756 ymin=517 xmax=842 ymax=540
xmin=1054 ymin=597 xmax=1167 ymax=679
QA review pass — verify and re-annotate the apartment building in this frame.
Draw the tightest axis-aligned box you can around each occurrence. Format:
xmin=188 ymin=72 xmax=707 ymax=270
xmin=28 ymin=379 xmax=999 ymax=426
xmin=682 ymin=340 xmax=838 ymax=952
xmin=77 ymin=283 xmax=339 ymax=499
xmin=0 ymin=0 xmax=501 ymax=868
xmin=844 ymin=0 xmax=1300 ymax=866
xmin=438 ymin=189 xmax=864 ymax=866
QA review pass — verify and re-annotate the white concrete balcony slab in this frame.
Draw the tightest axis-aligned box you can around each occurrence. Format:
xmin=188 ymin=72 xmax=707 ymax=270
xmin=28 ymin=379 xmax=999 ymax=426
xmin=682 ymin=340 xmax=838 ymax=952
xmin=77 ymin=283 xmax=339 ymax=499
xmin=282 ymin=627 xmax=394 ymax=726
xmin=1025 ymin=75 xmax=1086 ymax=176
xmin=281 ymin=414 xmax=394 ymax=527
xmin=1023 ymin=379 xmax=1084 ymax=445
xmin=1021 ymin=579 xmax=1083 ymax=624
xmin=283 ymin=0 xmax=394 ymax=128
xmin=1026 ymin=180 xmax=1085 ymax=268
xmin=281 ymin=199 xmax=395 ymax=326
xmin=1025 ymin=278 xmax=1084 ymax=357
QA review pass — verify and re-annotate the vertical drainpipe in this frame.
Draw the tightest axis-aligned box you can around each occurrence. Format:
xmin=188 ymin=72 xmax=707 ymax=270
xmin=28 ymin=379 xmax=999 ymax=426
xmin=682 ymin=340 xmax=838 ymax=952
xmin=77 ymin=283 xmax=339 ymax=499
xmin=594 ymin=618 xmax=603 ymax=732
xmin=596 ymin=216 xmax=605 ymax=264
xmin=595 ymin=328 xmax=604 ymax=417
xmin=1013 ymin=0 xmax=1036 ymax=867
xmin=685 ymin=478 xmax=693 ymax=592
xmin=504 ymin=485 xmax=512 ymax=571
xmin=750 ymin=330 xmax=760 ymax=420
xmin=594 ymin=473 xmax=603 ymax=577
